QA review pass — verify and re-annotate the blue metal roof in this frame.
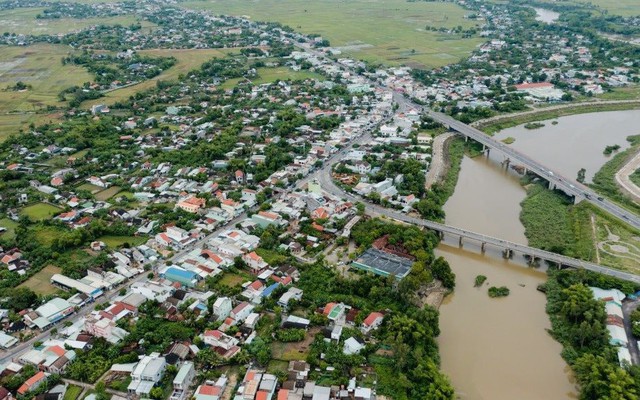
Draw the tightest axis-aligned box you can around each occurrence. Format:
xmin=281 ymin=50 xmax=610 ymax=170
xmin=165 ymin=267 xmax=196 ymax=279
xmin=261 ymin=282 xmax=280 ymax=298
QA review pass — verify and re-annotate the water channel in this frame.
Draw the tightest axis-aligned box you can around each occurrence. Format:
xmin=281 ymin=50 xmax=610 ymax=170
xmin=437 ymin=110 xmax=640 ymax=398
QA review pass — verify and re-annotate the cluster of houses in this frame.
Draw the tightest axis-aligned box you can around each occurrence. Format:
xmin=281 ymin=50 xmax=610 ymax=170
xmin=368 ymin=4 xmax=638 ymax=108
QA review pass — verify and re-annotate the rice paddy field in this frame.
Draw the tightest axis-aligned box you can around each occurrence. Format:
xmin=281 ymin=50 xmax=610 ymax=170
xmin=182 ymin=0 xmax=484 ymax=68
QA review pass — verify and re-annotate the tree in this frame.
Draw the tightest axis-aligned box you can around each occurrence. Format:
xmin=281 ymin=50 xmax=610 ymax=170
xmin=573 ymin=353 xmax=637 ymax=400
xmin=431 ymin=257 xmax=455 ymax=289
xmin=149 ymin=387 xmax=164 ymax=400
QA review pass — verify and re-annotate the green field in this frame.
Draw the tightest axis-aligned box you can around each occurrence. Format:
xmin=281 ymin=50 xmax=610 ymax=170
xmin=18 ymin=265 xmax=62 ymax=295
xmin=22 ymin=202 xmax=62 ymax=221
xmin=77 ymin=183 xmax=105 ymax=194
xmin=183 ymin=0 xmax=483 ymax=68
xmin=219 ymin=272 xmax=248 ymax=287
xmin=0 ymin=217 xmax=18 ymax=240
xmin=98 ymin=235 xmax=147 ymax=248
xmin=34 ymin=225 xmax=64 ymax=246
xmin=0 ymin=44 xmax=92 ymax=128
xmin=0 ymin=8 xmax=144 ymax=36
xmin=95 ymin=186 xmax=122 ymax=201
xmin=62 ymin=385 xmax=83 ymax=400
xmin=222 ymin=67 xmax=324 ymax=89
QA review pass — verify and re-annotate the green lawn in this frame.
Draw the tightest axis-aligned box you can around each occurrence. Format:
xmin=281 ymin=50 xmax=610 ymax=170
xmin=22 ymin=202 xmax=62 ymax=221
xmin=62 ymin=385 xmax=83 ymax=400
xmin=222 ymin=67 xmax=324 ymax=89
xmin=98 ymin=235 xmax=147 ymax=248
xmin=18 ymin=265 xmax=62 ymax=296
xmin=182 ymin=0 xmax=484 ymax=68
xmin=0 ymin=217 xmax=19 ymax=240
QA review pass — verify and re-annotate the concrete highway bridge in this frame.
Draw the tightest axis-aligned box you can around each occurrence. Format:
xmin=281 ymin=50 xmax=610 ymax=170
xmin=418 ymin=105 xmax=640 ymax=231
xmin=315 ymin=153 xmax=640 ymax=285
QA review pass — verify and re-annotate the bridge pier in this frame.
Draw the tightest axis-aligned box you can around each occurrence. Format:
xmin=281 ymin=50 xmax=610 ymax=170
xmin=481 ymin=242 xmax=486 ymax=254
xmin=502 ymin=249 xmax=513 ymax=259
xmin=438 ymin=231 xmax=444 ymax=239
xmin=549 ymin=181 xmax=555 ymax=190
xmin=459 ymin=236 xmax=463 ymax=247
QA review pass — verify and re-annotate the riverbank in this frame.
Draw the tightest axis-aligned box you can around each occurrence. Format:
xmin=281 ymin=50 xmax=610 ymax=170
xmin=591 ymin=135 xmax=640 ymax=215
xmin=476 ymin=100 xmax=640 ymax=135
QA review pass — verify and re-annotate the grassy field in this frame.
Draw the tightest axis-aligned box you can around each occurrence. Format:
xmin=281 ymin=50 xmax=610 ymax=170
xmin=18 ymin=265 xmax=62 ymax=295
xmin=98 ymin=235 xmax=147 ymax=248
xmin=222 ymin=67 xmax=324 ymax=89
xmin=183 ymin=0 xmax=483 ymax=68
xmin=0 ymin=8 xmax=144 ymax=36
xmin=219 ymin=272 xmax=248 ymax=287
xmin=95 ymin=186 xmax=122 ymax=201
xmin=22 ymin=202 xmax=62 ymax=221
xmin=34 ymin=226 xmax=63 ymax=246
xmin=83 ymin=48 xmax=230 ymax=107
xmin=0 ymin=44 xmax=91 ymax=115
xmin=62 ymin=385 xmax=83 ymax=400
xmin=0 ymin=217 xmax=19 ymax=240
xmin=77 ymin=183 xmax=105 ymax=194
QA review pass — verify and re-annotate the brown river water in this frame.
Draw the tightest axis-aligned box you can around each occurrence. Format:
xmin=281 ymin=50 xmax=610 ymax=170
xmin=437 ymin=110 xmax=640 ymax=398
xmin=437 ymin=155 xmax=578 ymax=399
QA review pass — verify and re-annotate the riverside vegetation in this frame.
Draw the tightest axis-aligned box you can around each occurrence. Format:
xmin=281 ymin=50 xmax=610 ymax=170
xmin=543 ymin=269 xmax=640 ymax=399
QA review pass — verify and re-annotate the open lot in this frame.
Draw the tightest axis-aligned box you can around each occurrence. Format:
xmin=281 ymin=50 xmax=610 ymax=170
xmin=271 ymin=327 xmax=319 ymax=361
xmin=18 ymin=265 xmax=62 ymax=295
xmin=219 ymin=272 xmax=248 ymax=287
xmin=22 ymin=202 xmax=62 ymax=221
xmin=183 ymin=0 xmax=483 ymax=68
xmin=0 ymin=8 xmax=144 ymax=36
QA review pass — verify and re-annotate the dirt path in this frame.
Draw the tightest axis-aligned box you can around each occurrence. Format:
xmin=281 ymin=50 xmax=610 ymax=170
xmin=614 ymin=148 xmax=640 ymax=204
xmin=590 ymin=214 xmax=601 ymax=264
xmin=425 ymin=132 xmax=455 ymax=189
xmin=221 ymin=373 xmax=238 ymax=400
